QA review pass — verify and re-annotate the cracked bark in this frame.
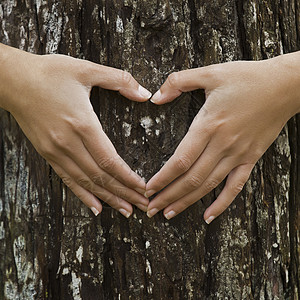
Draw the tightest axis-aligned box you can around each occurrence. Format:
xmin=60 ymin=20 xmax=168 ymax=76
xmin=0 ymin=0 xmax=299 ymax=299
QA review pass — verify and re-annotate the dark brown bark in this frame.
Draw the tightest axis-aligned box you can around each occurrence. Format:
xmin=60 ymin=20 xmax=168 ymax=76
xmin=0 ymin=0 xmax=299 ymax=299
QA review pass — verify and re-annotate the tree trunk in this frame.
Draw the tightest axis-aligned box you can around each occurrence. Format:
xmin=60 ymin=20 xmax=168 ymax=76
xmin=0 ymin=0 xmax=299 ymax=299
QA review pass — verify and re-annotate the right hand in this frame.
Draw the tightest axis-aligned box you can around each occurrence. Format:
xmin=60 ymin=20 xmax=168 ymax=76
xmin=2 ymin=46 xmax=151 ymax=218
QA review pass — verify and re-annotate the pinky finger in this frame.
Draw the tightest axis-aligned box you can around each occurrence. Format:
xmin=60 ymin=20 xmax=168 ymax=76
xmin=51 ymin=164 xmax=103 ymax=216
xmin=203 ymin=164 xmax=254 ymax=224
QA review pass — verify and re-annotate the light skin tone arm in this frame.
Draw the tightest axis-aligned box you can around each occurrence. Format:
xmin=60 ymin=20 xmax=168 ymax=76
xmin=0 ymin=43 xmax=152 ymax=218
xmin=146 ymin=51 xmax=300 ymax=223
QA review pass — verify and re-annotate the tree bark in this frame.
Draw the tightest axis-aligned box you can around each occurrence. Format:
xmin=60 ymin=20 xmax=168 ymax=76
xmin=0 ymin=0 xmax=299 ymax=299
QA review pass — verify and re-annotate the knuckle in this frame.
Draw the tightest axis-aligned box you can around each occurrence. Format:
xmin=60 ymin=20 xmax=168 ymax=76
xmin=167 ymin=72 xmax=180 ymax=89
xmin=77 ymin=177 xmax=93 ymax=190
xmin=224 ymin=135 xmax=239 ymax=152
xmin=186 ymin=175 xmax=204 ymax=189
xmin=72 ymin=119 xmax=89 ymax=133
xmin=251 ymin=147 xmax=263 ymax=161
xmin=175 ymin=155 xmax=191 ymax=173
xmin=203 ymin=64 xmax=226 ymax=87
xmin=189 ymin=121 xmax=212 ymax=138
xmin=204 ymin=65 xmax=219 ymax=81
xmin=92 ymin=188 xmax=105 ymax=200
xmin=70 ymin=114 xmax=99 ymax=135
xmin=97 ymin=156 xmax=117 ymax=171
xmin=74 ymin=60 xmax=91 ymax=81
xmin=61 ymin=176 xmax=73 ymax=188
xmin=114 ymin=188 xmax=128 ymax=200
xmin=49 ymin=131 xmax=67 ymax=150
xmin=203 ymin=179 xmax=219 ymax=192
xmin=90 ymin=173 xmax=106 ymax=186
xmin=38 ymin=143 xmax=55 ymax=160
xmin=231 ymin=181 xmax=246 ymax=195
xmin=210 ymin=119 xmax=224 ymax=134
xmin=181 ymin=197 xmax=193 ymax=208
xmin=122 ymin=70 xmax=133 ymax=86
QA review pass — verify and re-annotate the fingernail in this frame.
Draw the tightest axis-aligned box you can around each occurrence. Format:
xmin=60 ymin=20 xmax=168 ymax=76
xmin=119 ymin=208 xmax=131 ymax=218
xmin=205 ymin=216 xmax=215 ymax=224
xmin=144 ymin=189 xmax=156 ymax=198
xmin=136 ymin=204 xmax=148 ymax=212
xmin=150 ymin=89 xmax=161 ymax=103
xmin=138 ymin=85 xmax=152 ymax=99
xmin=90 ymin=207 xmax=100 ymax=216
xmin=164 ymin=210 xmax=176 ymax=220
xmin=147 ymin=208 xmax=159 ymax=218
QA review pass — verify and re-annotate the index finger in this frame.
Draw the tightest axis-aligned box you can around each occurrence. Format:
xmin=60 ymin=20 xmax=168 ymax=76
xmin=80 ymin=113 xmax=146 ymax=194
xmin=145 ymin=111 xmax=210 ymax=197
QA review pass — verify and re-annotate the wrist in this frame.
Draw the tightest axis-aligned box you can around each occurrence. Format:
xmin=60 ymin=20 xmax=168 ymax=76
xmin=270 ymin=51 xmax=300 ymax=115
xmin=0 ymin=44 xmax=11 ymax=111
xmin=0 ymin=44 xmax=38 ymax=113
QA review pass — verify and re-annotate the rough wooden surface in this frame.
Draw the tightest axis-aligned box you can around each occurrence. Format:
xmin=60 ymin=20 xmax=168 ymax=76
xmin=0 ymin=0 xmax=299 ymax=299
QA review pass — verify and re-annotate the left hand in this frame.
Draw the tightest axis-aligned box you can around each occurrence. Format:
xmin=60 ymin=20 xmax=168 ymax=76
xmin=145 ymin=55 xmax=300 ymax=223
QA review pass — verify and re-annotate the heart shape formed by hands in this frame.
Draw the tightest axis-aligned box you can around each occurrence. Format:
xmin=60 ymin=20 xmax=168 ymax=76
xmin=3 ymin=44 xmax=297 ymax=225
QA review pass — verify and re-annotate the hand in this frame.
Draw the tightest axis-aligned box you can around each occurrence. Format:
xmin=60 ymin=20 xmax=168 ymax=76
xmin=146 ymin=54 xmax=300 ymax=223
xmin=1 ymin=45 xmax=152 ymax=217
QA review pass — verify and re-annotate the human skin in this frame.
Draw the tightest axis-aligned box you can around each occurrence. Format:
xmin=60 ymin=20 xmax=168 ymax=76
xmin=0 ymin=43 xmax=152 ymax=218
xmin=146 ymin=51 xmax=300 ymax=224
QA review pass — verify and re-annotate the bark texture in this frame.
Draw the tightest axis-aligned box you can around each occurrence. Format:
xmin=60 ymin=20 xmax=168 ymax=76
xmin=0 ymin=0 xmax=299 ymax=299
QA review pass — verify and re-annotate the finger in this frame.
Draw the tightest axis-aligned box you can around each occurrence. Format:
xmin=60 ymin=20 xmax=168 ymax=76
xmin=203 ymin=164 xmax=253 ymax=224
xmin=51 ymin=162 xmax=133 ymax=218
xmin=151 ymin=67 xmax=214 ymax=104
xmin=79 ymin=113 xmax=147 ymax=194
xmin=62 ymin=139 xmax=149 ymax=211
xmin=146 ymin=145 xmax=222 ymax=217
xmin=145 ymin=110 xmax=211 ymax=198
xmin=50 ymin=163 xmax=103 ymax=216
xmin=87 ymin=63 xmax=152 ymax=101
xmin=148 ymin=157 xmax=234 ymax=219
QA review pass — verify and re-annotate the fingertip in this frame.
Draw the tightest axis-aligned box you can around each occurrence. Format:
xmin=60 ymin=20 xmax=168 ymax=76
xmin=164 ymin=210 xmax=176 ymax=220
xmin=118 ymin=86 xmax=151 ymax=102
xmin=147 ymin=208 xmax=159 ymax=218
xmin=203 ymin=205 xmax=214 ymax=223
xmin=204 ymin=215 xmax=215 ymax=224
xmin=116 ymin=198 xmax=133 ymax=218
xmin=90 ymin=206 xmax=101 ymax=216
xmin=119 ymin=208 xmax=132 ymax=218
xmin=144 ymin=189 xmax=156 ymax=198
xmin=150 ymin=89 xmax=161 ymax=104
xmin=138 ymin=85 xmax=152 ymax=100
xmin=89 ymin=198 xmax=103 ymax=217
xmin=150 ymin=87 xmax=182 ymax=105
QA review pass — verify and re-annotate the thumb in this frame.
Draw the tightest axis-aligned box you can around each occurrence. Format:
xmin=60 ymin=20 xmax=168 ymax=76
xmin=150 ymin=67 xmax=212 ymax=105
xmin=87 ymin=62 xmax=152 ymax=102
xmin=117 ymin=70 xmax=152 ymax=102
